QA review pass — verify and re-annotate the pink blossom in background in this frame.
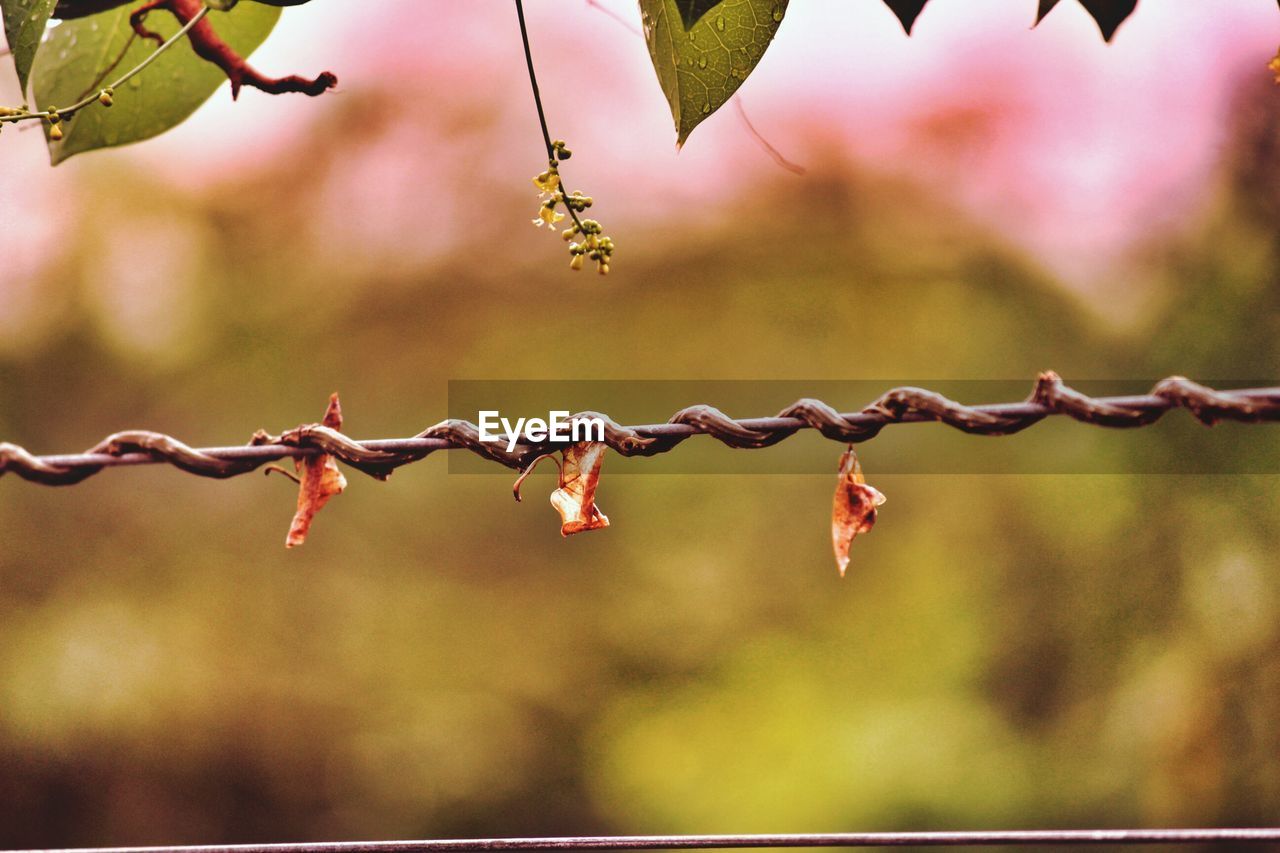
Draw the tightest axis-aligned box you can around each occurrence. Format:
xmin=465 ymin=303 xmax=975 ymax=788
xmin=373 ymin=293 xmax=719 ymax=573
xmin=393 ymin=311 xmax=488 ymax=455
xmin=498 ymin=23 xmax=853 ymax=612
xmin=0 ymin=0 xmax=1276 ymax=293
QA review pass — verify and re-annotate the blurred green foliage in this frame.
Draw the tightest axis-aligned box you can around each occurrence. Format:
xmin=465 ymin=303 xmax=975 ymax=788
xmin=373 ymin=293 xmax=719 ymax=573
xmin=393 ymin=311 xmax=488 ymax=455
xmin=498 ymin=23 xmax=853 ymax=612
xmin=0 ymin=74 xmax=1278 ymax=850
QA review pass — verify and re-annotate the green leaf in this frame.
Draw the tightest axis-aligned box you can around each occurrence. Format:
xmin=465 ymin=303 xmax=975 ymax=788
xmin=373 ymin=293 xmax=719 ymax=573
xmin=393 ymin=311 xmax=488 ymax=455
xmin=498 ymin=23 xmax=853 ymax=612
xmin=1036 ymin=0 xmax=1138 ymax=42
xmin=2 ymin=0 xmax=57 ymax=95
xmin=640 ymin=0 xmax=789 ymax=146
xmin=30 ymin=3 xmax=280 ymax=165
xmin=881 ymin=0 xmax=928 ymax=35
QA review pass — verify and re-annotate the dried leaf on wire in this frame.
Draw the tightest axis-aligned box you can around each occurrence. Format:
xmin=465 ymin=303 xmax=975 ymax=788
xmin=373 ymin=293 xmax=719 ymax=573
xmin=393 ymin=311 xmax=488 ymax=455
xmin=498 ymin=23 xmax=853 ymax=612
xmin=832 ymin=446 xmax=885 ymax=577
xmin=513 ymin=442 xmax=611 ymax=536
xmin=284 ymin=392 xmax=347 ymax=548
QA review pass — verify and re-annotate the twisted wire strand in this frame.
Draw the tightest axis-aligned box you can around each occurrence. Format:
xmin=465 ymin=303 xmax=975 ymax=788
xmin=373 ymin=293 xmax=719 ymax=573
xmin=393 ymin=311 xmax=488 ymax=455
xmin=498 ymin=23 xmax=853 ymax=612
xmin=13 ymin=827 xmax=1280 ymax=853
xmin=2 ymin=373 xmax=1278 ymax=487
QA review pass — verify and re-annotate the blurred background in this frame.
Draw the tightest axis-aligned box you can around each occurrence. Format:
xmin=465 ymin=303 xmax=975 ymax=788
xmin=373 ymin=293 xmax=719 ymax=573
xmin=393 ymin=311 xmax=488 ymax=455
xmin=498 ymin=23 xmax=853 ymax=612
xmin=1 ymin=0 xmax=1279 ymax=848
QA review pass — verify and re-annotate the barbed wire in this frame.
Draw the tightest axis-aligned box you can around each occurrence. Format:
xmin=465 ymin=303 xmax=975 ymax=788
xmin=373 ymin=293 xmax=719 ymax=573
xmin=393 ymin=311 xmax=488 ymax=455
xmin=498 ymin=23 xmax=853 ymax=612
xmin=2 ymin=373 xmax=1278 ymax=487
xmin=14 ymin=827 xmax=1280 ymax=853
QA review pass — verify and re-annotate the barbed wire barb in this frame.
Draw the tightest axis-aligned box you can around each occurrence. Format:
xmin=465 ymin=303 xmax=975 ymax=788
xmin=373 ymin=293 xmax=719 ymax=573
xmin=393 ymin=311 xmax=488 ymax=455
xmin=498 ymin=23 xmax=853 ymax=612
xmin=2 ymin=373 xmax=1278 ymax=487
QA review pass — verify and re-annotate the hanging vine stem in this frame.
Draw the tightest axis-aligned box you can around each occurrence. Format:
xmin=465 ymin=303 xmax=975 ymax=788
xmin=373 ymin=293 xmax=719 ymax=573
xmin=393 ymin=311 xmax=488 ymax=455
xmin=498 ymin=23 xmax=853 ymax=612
xmin=515 ymin=0 xmax=615 ymax=273
xmin=0 ymin=2 xmax=210 ymax=132
xmin=516 ymin=0 xmax=585 ymax=234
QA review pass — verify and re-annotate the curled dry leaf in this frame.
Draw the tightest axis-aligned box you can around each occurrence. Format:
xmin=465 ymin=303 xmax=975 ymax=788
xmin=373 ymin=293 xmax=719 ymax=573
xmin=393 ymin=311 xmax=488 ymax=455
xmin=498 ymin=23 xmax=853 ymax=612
xmin=285 ymin=392 xmax=347 ymax=548
xmin=553 ymin=442 xmax=610 ymax=535
xmin=513 ymin=442 xmax=611 ymax=537
xmin=832 ymin=446 xmax=885 ymax=577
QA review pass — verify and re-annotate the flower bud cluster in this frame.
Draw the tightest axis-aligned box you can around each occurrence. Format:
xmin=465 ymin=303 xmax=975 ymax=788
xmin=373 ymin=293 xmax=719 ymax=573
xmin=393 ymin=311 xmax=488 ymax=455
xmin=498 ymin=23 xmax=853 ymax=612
xmin=529 ymin=139 xmax=615 ymax=274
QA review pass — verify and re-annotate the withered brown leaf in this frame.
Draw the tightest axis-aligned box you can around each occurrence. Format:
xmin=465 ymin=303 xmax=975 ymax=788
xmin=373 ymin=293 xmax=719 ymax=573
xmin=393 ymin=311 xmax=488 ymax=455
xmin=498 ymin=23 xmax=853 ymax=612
xmin=553 ymin=442 xmax=610 ymax=535
xmin=513 ymin=442 xmax=611 ymax=536
xmin=286 ymin=393 xmax=348 ymax=549
xmin=832 ymin=446 xmax=885 ymax=577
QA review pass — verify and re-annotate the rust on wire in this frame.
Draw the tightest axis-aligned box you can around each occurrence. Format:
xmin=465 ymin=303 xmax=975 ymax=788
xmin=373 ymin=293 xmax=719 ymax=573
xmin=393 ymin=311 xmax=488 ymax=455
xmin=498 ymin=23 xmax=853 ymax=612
xmin=1 ymin=373 xmax=1278 ymax=487
xmin=12 ymin=827 xmax=1280 ymax=853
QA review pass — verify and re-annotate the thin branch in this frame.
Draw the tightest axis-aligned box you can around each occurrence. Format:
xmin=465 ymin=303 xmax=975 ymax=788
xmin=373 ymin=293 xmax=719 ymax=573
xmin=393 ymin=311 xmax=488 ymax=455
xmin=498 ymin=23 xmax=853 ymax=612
xmin=584 ymin=0 xmax=642 ymax=36
xmin=2 ymin=374 xmax=1277 ymax=486
xmin=0 ymin=3 xmax=209 ymax=124
xmin=76 ymin=30 xmax=140 ymax=101
xmin=106 ymin=1 xmax=206 ymax=94
xmin=515 ymin=0 xmax=554 ymax=160
xmin=140 ymin=0 xmax=335 ymax=98
xmin=514 ymin=0 xmax=587 ymax=235
xmin=734 ymin=97 xmax=806 ymax=175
